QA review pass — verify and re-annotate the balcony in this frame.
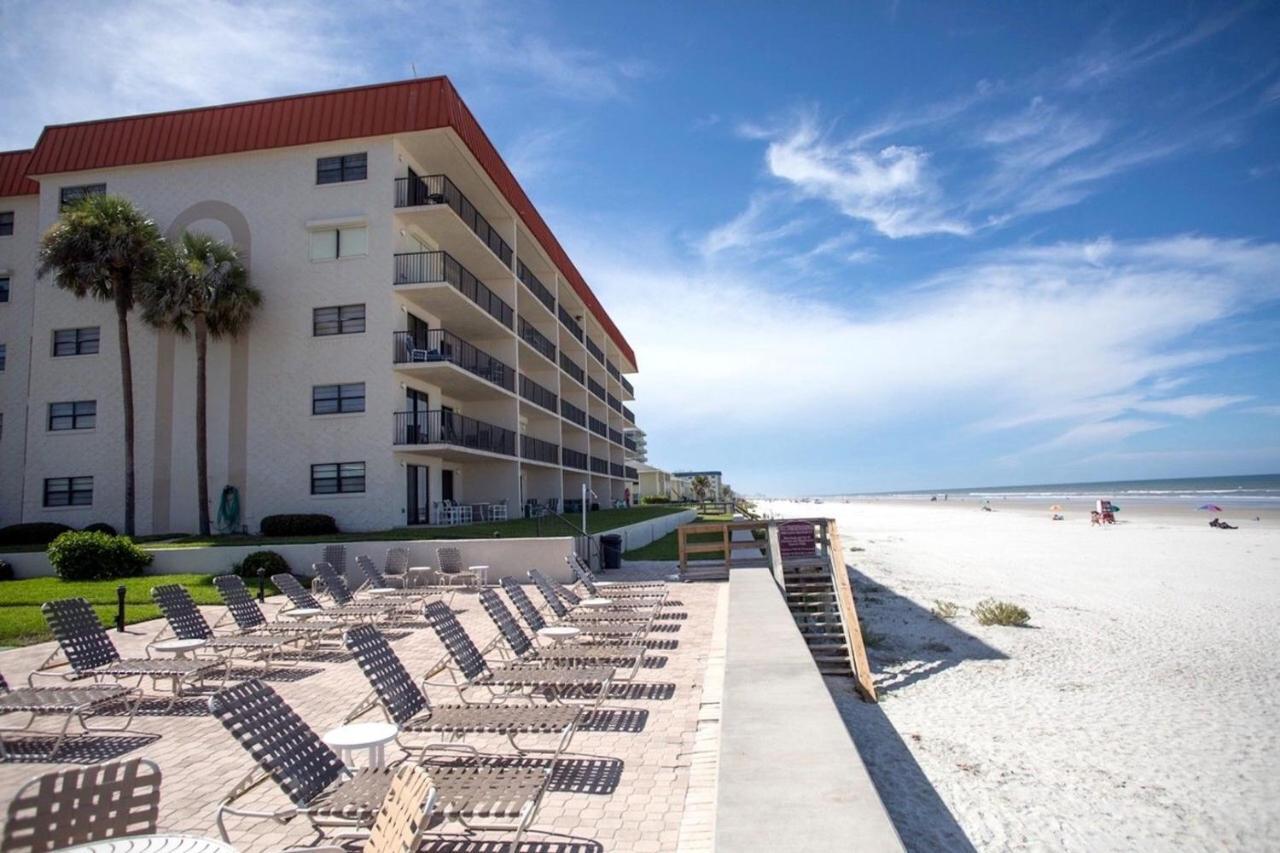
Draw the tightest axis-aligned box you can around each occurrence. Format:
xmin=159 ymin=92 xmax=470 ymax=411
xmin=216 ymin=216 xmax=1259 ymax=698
xmin=625 ymin=465 xmax=638 ymax=480
xmin=518 ymin=373 xmax=558 ymax=413
xmin=607 ymin=392 xmax=622 ymax=414
xmin=520 ymin=433 xmax=560 ymax=466
xmin=561 ymin=399 xmax=587 ymax=427
xmin=590 ymin=455 xmax=610 ymax=475
xmin=560 ymin=352 xmax=585 ymax=386
xmin=588 ymin=416 xmax=607 ymax=438
xmin=608 ymin=427 xmax=622 ymax=445
xmin=624 ymin=435 xmax=637 ymax=452
xmin=562 ymin=447 xmax=588 ymax=470
xmin=394 ymin=174 xmax=513 ymax=268
xmin=587 ymin=376 xmax=606 ymax=402
xmin=585 ymin=335 xmax=604 ymax=365
xmin=610 ymin=462 xmax=624 ymax=478
xmin=623 ymin=405 xmax=635 ymax=424
xmin=558 ymin=305 xmax=584 ymax=341
xmin=394 ymin=251 xmax=513 ymax=333
xmin=606 ymin=360 xmax=620 ymax=381
xmin=393 ymin=410 xmax=516 ymax=459
xmin=392 ymin=330 xmax=513 ymax=398
xmin=518 ymin=317 xmax=556 ymax=363
xmin=621 ymin=375 xmax=634 ymax=398
xmin=517 ymin=261 xmax=555 ymax=313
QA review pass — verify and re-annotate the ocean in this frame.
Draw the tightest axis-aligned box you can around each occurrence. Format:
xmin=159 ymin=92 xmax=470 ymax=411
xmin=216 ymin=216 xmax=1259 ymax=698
xmin=835 ymin=473 xmax=1280 ymax=504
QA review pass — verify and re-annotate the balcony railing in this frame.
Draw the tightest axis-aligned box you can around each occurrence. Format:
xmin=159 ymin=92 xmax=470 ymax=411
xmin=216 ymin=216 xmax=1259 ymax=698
xmin=559 ymin=352 xmax=585 ymax=385
xmin=608 ymin=427 xmax=622 ymax=445
xmin=610 ymin=462 xmax=624 ymax=478
xmin=624 ymin=435 xmax=637 ymax=452
xmin=625 ymin=465 xmax=638 ymax=480
xmin=518 ymin=317 xmax=556 ymax=362
xmin=392 ymin=330 xmax=513 ymax=393
xmin=561 ymin=399 xmax=586 ymax=427
xmin=606 ymin=360 xmax=620 ymax=381
xmin=520 ymin=433 xmax=560 ymax=465
xmin=588 ymin=416 xmax=607 ymax=438
xmin=393 ymin=410 xmax=516 ymax=457
xmin=519 ymin=374 xmax=558 ymax=413
xmin=585 ymin=335 xmax=604 ymax=364
xmin=517 ymin=261 xmax=555 ymax=313
xmin=394 ymin=174 xmax=513 ymax=268
xmin=587 ymin=377 xmax=606 ymax=402
xmin=557 ymin=305 xmax=584 ymax=341
xmin=562 ymin=447 xmax=588 ymax=470
xmin=623 ymin=405 xmax=635 ymax=424
xmin=394 ymin=251 xmax=513 ymax=329
xmin=590 ymin=456 xmax=609 ymax=475
xmin=621 ymin=375 xmax=634 ymax=396
xmin=607 ymin=392 xmax=622 ymax=414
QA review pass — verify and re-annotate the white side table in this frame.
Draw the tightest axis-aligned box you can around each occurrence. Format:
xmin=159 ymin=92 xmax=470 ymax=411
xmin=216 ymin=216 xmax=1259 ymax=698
xmin=468 ymin=565 xmax=490 ymax=586
xmin=407 ymin=567 xmax=435 ymax=588
xmin=322 ymin=721 xmax=399 ymax=768
xmin=579 ymin=597 xmax=614 ymax=610
xmin=151 ymin=638 xmax=208 ymax=659
xmin=58 ymin=835 xmax=235 ymax=852
xmin=287 ymin=608 xmax=325 ymax=620
xmin=538 ymin=626 xmax=581 ymax=645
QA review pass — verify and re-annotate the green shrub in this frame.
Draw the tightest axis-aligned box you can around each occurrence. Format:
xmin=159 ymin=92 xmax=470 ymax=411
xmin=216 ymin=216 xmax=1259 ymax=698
xmin=0 ymin=522 xmax=75 ymax=547
xmin=0 ymin=560 xmax=13 ymax=581
xmin=973 ymin=598 xmax=1030 ymax=627
xmin=83 ymin=522 xmax=118 ymax=535
xmin=931 ymin=599 xmax=960 ymax=620
xmin=640 ymin=496 xmax=671 ymax=504
xmin=259 ymin=514 xmax=338 ymax=537
xmin=47 ymin=532 xmax=153 ymax=581
xmin=232 ymin=550 xmax=290 ymax=579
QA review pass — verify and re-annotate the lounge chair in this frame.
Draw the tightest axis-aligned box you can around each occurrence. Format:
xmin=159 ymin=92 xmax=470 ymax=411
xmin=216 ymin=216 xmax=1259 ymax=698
xmin=423 ymin=601 xmax=614 ymax=706
xmin=311 ymin=562 xmax=415 ymax=621
xmin=322 ymin=544 xmax=347 ymax=580
xmin=209 ymin=678 xmax=549 ymax=846
xmin=291 ymin=764 xmax=439 ymax=853
xmin=343 ymin=625 xmax=581 ymax=758
xmin=569 ymin=554 xmax=668 ymax=595
xmin=211 ymin=575 xmax=345 ymax=646
xmin=384 ymin=547 xmax=411 ymax=588
xmin=273 ymin=572 xmax=387 ymax=622
xmin=572 ymin=560 xmax=668 ymax=604
xmin=435 ymin=546 xmax=483 ymax=588
xmin=34 ymin=598 xmax=223 ymax=706
xmin=479 ymin=589 xmax=647 ymax=680
xmin=528 ymin=571 xmax=653 ymax=631
xmin=0 ymin=672 xmax=138 ymax=760
xmin=352 ymin=555 xmax=430 ymax=602
xmin=150 ymin=584 xmax=302 ymax=669
xmin=1 ymin=757 xmax=161 ymax=852
xmin=501 ymin=577 xmax=645 ymax=641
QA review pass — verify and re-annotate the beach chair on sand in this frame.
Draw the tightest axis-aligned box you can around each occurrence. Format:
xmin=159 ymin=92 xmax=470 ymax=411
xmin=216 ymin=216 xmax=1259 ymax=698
xmin=34 ymin=598 xmax=223 ymax=706
xmin=479 ymin=589 xmax=648 ymax=680
xmin=150 ymin=584 xmax=303 ymax=671
xmin=272 ymin=572 xmax=387 ymax=622
xmin=211 ymin=575 xmax=345 ymax=646
xmin=423 ymin=601 xmax=614 ymax=707
xmin=343 ymin=624 xmax=581 ymax=759
xmin=209 ymin=678 xmax=549 ymax=846
xmin=0 ymin=673 xmax=139 ymax=760
xmin=501 ymin=577 xmax=646 ymax=642
xmin=1 ymin=757 xmax=161 ymax=852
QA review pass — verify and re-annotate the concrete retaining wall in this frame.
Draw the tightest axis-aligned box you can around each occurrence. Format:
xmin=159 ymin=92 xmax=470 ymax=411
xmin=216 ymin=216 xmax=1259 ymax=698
xmin=595 ymin=507 xmax=697 ymax=566
xmin=715 ymin=565 xmax=903 ymax=852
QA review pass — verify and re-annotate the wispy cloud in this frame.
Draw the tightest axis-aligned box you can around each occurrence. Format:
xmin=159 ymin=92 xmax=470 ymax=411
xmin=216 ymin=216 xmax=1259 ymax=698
xmin=1244 ymin=405 xmax=1280 ymax=417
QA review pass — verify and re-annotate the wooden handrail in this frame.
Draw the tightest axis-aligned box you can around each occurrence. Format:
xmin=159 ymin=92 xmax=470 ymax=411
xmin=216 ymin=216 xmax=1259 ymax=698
xmin=766 ymin=524 xmax=785 ymax=591
xmin=826 ymin=518 xmax=877 ymax=703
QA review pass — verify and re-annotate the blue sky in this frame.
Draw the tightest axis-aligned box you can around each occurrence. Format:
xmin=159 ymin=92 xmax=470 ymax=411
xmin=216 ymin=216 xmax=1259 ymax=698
xmin=3 ymin=0 xmax=1279 ymax=493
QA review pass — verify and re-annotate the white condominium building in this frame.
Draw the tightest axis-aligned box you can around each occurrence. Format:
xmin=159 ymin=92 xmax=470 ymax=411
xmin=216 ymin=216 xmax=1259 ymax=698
xmin=0 ymin=78 xmax=640 ymax=534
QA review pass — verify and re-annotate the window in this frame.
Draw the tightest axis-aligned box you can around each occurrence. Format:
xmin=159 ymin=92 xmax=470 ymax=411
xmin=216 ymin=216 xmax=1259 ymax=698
xmin=316 ymin=153 xmax=367 ymax=184
xmin=0 ymin=211 xmax=12 ymax=236
xmin=309 ymin=225 xmax=367 ymax=260
xmin=52 ymin=327 xmax=100 ymax=356
xmin=311 ymin=462 xmax=365 ymax=495
xmin=0 ymin=344 xmax=6 ymax=372
xmin=313 ymin=304 xmax=365 ymax=336
xmin=312 ymin=383 xmax=365 ymax=415
xmin=0 ymin=277 xmax=8 ymax=303
xmin=48 ymin=400 xmax=96 ymax=431
xmin=59 ymin=184 xmax=106 ymax=210
xmin=43 ymin=476 xmax=93 ymax=507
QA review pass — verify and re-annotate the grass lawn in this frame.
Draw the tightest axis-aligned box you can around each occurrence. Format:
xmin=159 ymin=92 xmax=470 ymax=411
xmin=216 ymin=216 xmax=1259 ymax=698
xmin=0 ymin=574 xmax=279 ymax=647
xmin=622 ymin=513 xmax=735 ymax=561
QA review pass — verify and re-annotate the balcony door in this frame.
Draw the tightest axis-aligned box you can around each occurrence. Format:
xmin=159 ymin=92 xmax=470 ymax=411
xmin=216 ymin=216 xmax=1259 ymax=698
xmin=408 ymin=313 xmax=429 ymax=350
xmin=406 ymin=465 xmax=429 ymax=525
xmin=442 ymin=469 xmax=455 ymax=503
xmin=406 ymin=388 xmax=429 ymax=443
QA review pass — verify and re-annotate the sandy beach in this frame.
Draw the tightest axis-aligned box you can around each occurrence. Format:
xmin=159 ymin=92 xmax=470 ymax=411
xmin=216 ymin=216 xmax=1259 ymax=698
xmin=761 ymin=498 xmax=1280 ymax=852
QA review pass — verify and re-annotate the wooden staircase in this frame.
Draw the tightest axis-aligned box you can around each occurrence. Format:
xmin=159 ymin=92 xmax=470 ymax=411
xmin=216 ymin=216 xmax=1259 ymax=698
xmin=782 ymin=565 xmax=852 ymax=675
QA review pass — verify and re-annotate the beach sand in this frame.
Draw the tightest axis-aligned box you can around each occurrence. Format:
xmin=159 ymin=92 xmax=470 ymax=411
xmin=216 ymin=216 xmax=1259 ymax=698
xmin=760 ymin=498 xmax=1280 ymax=852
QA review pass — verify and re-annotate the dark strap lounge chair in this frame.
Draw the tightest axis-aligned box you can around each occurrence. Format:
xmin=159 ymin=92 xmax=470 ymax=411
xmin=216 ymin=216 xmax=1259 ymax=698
xmin=272 ymin=572 xmax=386 ymax=621
xmin=211 ymin=575 xmax=346 ymax=643
xmin=151 ymin=584 xmax=300 ymax=667
xmin=0 ymin=672 xmax=139 ymax=760
xmin=528 ymin=571 xmax=652 ymax=631
xmin=500 ymin=577 xmax=643 ymax=640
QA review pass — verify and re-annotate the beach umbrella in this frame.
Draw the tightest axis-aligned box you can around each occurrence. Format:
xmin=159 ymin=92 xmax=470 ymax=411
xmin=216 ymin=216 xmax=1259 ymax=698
xmin=1198 ymin=503 xmax=1223 ymax=512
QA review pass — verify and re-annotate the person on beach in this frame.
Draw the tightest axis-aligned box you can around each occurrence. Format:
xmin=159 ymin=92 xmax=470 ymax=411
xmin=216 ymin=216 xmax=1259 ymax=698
xmin=1210 ymin=517 xmax=1238 ymax=530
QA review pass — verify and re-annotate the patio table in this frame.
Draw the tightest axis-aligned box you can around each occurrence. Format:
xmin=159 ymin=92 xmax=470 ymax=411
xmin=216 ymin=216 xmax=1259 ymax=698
xmin=58 ymin=836 xmax=235 ymax=852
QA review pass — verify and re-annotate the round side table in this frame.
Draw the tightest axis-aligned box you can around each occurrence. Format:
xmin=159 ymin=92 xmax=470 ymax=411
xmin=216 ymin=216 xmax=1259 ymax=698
xmin=150 ymin=638 xmax=208 ymax=659
xmin=322 ymin=721 xmax=399 ymax=768
xmin=538 ymin=626 xmax=582 ymax=645
xmin=579 ymin=597 xmax=614 ymax=610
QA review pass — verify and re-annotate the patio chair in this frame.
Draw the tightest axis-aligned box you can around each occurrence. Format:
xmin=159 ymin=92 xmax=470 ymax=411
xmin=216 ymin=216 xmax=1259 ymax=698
xmin=290 ymin=764 xmax=439 ymax=853
xmin=150 ymin=584 xmax=302 ymax=670
xmin=384 ymin=548 xmax=410 ymax=586
xmin=209 ymin=679 xmax=549 ymax=846
xmin=0 ymin=672 xmax=139 ymax=760
xmin=311 ymin=563 xmax=410 ymax=620
xmin=352 ymin=556 xmax=427 ymax=601
xmin=569 ymin=552 xmax=668 ymax=592
xmin=211 ymin=575 xmax=345 ymax=645
xmin=0 ymin=757 xmax=160 ymax=852
xmin=488 ymin=500 xmax=509 ymax=521
xmin=500 ymin=577 xmax=645 ymax=641
xmin=273 ymin=572 xmax=386 ymax=622
xmin=571 ymin=560 xmax=668 ymax=604
xmin=479 ymin=589 xmax=647 ymax=680
xmin=34 ymin=598 xmax=223 ymax=705
xmin=423 ymin=601 xmax=614 ymax=706
xmin=322 ymin=544 xmax=348 ymax=582
xmin=343 ymin=625 xmax=580 ymax=758
xmin=528 ymin=571 xmax=653 ymax=631
xmin=435 ymin=546 xmax=481 ymax=588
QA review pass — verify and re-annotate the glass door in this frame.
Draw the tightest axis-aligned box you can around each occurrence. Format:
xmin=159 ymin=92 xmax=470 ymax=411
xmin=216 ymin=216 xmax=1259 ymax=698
xmin=406 ymin=465 xmax=429 ymax=525
xmin=406 ymin=388 xmax=429 ymax=443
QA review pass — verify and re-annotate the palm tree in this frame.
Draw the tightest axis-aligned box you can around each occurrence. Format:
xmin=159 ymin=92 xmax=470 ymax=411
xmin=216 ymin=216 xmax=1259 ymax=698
xmin=141 ymin=232 xmax=260 ymax=536
xmin=37 ymin=195 xmax=165 ymax=536
xmin=690 ymin=475 xmax=712 ymax=510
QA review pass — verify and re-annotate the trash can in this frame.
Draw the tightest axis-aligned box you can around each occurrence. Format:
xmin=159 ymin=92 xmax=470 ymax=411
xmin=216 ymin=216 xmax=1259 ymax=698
xmin=600 ymin=534 xmax=623 ymax=570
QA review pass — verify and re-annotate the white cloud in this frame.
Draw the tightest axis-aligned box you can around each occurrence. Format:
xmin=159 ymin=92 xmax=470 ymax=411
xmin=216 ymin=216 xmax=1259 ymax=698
xmin=1244 ymin=405 xmax=1280 ymax=417
xmin=697 ymin=193 xmax=811 ymax=256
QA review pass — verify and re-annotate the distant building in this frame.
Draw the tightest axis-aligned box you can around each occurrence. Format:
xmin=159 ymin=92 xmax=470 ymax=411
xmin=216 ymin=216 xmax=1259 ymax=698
xmin=623 ymin=427 xmax=647 ymax=463
xmin=635 ymin=464 xmax=688 ymax=501
xmin=672 ymin=470 xmax=723 ymax=501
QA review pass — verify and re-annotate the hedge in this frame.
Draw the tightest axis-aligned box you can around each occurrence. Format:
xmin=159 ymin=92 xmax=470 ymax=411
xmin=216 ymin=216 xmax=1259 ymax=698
xmin=0 ymin=522 xmax=76 ymax=547
xmin=259 ymin=514 xmax=338 ymax=537
xmin=46 ymin=531 xmax=153 ymax=581
xmin=232 ymin=550 xmax=290 ymax=579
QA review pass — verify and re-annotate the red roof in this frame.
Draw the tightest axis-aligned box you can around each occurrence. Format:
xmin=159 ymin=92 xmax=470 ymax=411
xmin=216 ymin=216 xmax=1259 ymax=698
xmin=25 ymin=78 xmax=635 ymax=367
xmin=0 ymin=150 xmax=38 ymax=197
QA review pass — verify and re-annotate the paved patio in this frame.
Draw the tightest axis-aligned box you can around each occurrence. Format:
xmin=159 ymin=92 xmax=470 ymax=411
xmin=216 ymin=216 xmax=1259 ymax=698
xmin=0 ymin=564 xmax=724 ymax=851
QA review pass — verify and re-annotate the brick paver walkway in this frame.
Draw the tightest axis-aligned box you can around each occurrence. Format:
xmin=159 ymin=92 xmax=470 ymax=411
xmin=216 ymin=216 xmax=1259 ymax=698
xmin=0 ymin=565 xmax=723 ymax=851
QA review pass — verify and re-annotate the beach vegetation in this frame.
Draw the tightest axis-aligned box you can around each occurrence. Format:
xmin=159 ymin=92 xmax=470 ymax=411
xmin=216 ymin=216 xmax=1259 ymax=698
xmin=973 ymin=598 xmax=1031 ymax=627
xmin=932 ymin=599 xmax=960 ymax=620
xmin=47 ymin=531 xmax=153 ymax=581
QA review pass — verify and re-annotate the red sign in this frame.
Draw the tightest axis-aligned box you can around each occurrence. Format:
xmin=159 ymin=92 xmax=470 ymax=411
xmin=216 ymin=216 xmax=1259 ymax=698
xmin=778 ymin=521 xmax=816 ymax=559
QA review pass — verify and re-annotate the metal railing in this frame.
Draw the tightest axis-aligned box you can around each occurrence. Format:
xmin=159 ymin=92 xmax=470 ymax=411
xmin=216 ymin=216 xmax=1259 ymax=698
xmin=562 ymin=447 xmax=588 ymax=470
xmin=517 ymin=260 xmax=555 ymax=313
xmin=608 ymin=427 xmax=622 ymax=445
xmin=520 ymin=433 xmax=560 ymax=465
xmin=393 ymin=251 xmax=513 ymax=329
xmin=518 ymin=317 xmax=556 ymax=362
xmin=587 ymin=376 xmax=606 ymax=402
xmin=558 ymin=305 xmax=584 ymax=341
xmin=610 ymin=462 xmax=624 ymax=478
xmin=561 ymin=399 xmax=587 ymax=427
xmin=518 ymin=373 xmax=558 ymax=412
xmin=622 ymin=405 xmax=635 ymax=423
xmin=392 ymin=330 xmax=513 ymax=392
xmin=606 ymin=360 xmax=620 ymax=381
xmin=585 ymin=335 xmax=604 ymax=364
xmin=625 ymin=465 xmax=638 ymax=480
xmin=559 ymin=352 xmax=585 ymax=385
xmin=588 ymin=416 xmax=607 ymax=438
xmin=607 ymin=392 xmax=622 ymax=413
xmin=394 ymin=174 xmax=513 ymax=267
xmin=590 ymin=455 xmax=610 ymax=475
xmin=392 ymin=410 xmax=516 ymax=456
xmin=621 ymin=375 xmax=634 ymax=396
xmin=624 ymin=435 xmax=637 ymax=451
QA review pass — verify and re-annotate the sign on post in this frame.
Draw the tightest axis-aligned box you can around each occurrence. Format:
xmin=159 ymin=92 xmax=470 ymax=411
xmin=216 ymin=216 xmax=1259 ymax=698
xmin=778 ymin=521 xmax=816 ymax=559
